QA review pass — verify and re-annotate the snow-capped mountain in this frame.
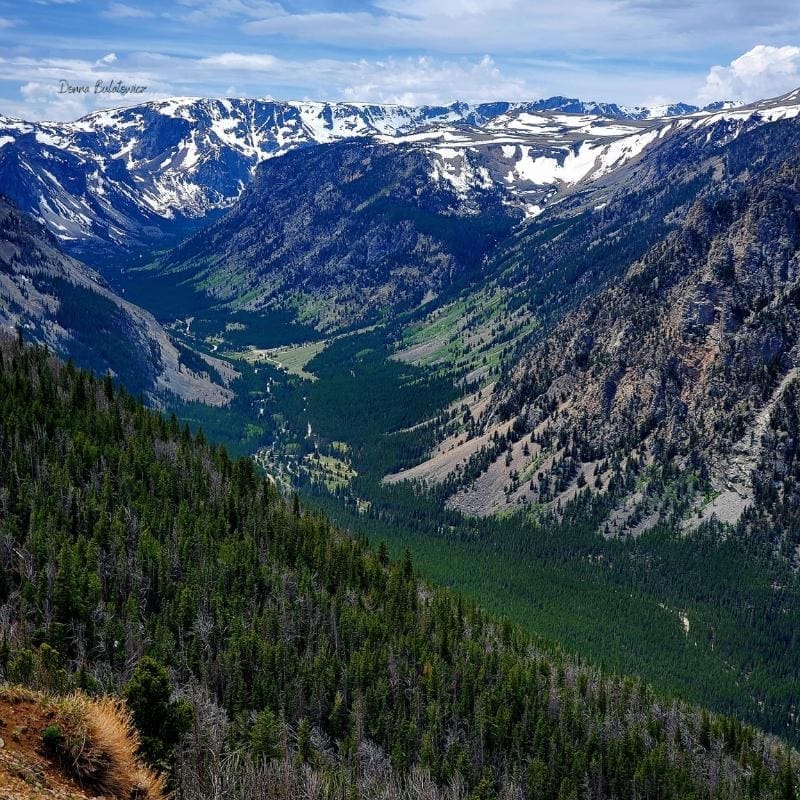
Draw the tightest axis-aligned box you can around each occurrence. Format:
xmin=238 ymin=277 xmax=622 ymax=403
xmin=502 ymin=96 xmax=735 ymax=120
xmin=0 ymin=92 xmax=790 ymax=263
xmin=397 ymin=89 xmax=800 ymax=217
xmin=0 ymin=98 xmax=475 ymax=262
xmin=2 ymin=98 xmax=457 ymax=262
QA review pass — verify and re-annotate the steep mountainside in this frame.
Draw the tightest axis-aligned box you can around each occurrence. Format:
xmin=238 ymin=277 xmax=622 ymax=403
xmin=0 ymin=95 xmax=752 ymax=264
xmin=0 ymin=336 xmax=797 ymax=799
xmin=0 ymin=195 xmax=231 ymax=403
xmin=151 ymin=140 xmax=520 ymax=330
xmin=404 ymin=116 xmax=800 ymax=539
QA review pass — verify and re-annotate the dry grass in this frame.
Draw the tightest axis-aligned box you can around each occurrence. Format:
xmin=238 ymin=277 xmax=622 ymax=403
xmin=0 ymin=683 xmax=41 ymax=703
xmin=56 ymin=693 xmax=167 ymax=800
xmin=0 ymin=684 xmax=166 ymax=800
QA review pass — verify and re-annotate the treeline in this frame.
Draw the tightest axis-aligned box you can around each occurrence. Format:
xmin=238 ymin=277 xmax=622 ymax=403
xmin=0 ymin=335 xmax=797 ymax=799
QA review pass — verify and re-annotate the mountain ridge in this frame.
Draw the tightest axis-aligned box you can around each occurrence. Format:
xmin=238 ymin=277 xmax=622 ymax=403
xmin=0 ymin=193 xmax=232 ymax=404
xmin=0 ymin=92 xmax=761 ymax=264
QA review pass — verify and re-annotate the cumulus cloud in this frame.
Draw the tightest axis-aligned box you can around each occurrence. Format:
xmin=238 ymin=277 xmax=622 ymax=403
xmin=698 ymin=45 xmax=800 ymax=103
xmin=337 ymin=55 xmax=538 ymax=106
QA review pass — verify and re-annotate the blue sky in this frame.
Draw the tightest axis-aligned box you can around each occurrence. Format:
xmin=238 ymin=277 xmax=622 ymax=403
xmin=1 ymin=0 xmax=800 ymax=120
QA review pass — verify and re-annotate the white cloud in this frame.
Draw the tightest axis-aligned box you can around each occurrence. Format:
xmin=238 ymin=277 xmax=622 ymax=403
xmin=201 ymin=52 xmax=277 ymax=70
xmin=241 ymin=1 xmax=651 ymax=54
xmin=241 ymin=0 xmax=800 ymax=60
xmin=103 ymin=3 xmax=156 ymax=19
xmin=337 ymin=55 xmax=539 ymax=106
xmin=0 ymin=17 xmax=14 ymax=28
xmin=698 ymin=44 xmax=800 ymax=103
xmin=19 ymin=80 xmax=109 ymax=122
xmin=0 ymin=49 xmax=543 ymax=120
xmin=6 ymin=40 xmax=797 ymax=124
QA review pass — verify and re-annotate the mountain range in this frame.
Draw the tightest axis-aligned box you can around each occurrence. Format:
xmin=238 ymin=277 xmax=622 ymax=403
xmin=3 ymin=87 xmax=800 ymax=505
xmin=2 ymin=85 xmax=800 ymax=765
xmin=0 ymin=93 xmax=753 ymax=264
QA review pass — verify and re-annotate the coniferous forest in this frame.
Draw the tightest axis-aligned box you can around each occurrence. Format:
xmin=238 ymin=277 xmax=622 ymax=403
xmin=0 ymin=333 xmax=798 ymax=798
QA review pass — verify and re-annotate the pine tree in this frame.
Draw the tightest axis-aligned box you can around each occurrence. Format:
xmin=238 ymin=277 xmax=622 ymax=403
xmin=251 ymin=708 xmax=282 ymax=760
xmin=776 ymin=750 xmax=797 ymax=800
xmin=123 ymin=656 xmax=193 ymax=766
xmin=295 ymin=718 xmax=314 ymax=765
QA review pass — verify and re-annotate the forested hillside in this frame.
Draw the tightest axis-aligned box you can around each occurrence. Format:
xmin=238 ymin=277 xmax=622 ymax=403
xmin=0 ymin=334 xmax=797 ymax=799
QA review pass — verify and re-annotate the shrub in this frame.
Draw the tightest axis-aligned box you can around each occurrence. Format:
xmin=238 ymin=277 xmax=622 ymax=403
xmin=42 ymin=723 xmax=63 ymax=751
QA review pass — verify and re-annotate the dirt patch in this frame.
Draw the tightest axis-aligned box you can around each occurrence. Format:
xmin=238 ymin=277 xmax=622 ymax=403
xmin=0 ymin=691 xmax=88 ymax=799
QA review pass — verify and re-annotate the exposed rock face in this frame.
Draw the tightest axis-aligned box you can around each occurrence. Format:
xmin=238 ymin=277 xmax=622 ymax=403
xmin=405 ymin=117 xmax=800 ymax=538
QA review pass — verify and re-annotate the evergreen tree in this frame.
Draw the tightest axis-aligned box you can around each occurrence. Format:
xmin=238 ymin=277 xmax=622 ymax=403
xmin=123 ymin=657 xmax=193 ymax=766
xmin=251 ymin=708 xmax=282 ymax=760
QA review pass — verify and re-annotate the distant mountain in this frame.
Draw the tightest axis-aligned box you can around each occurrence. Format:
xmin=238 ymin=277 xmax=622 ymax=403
xmin=0 ymin=194 xmax=231 ymax=403
xmin=512 ymin=95 xmax=733 ymax=119
xmin=0 ymin=98 xmax=469 ymax=263
xmin=144 ymin=90 xmax=800 ymax=333
xmin=0 ymin=93 xmax=749 ymax=264
xmin=389 ymin=90 xmax=797 ymax=218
